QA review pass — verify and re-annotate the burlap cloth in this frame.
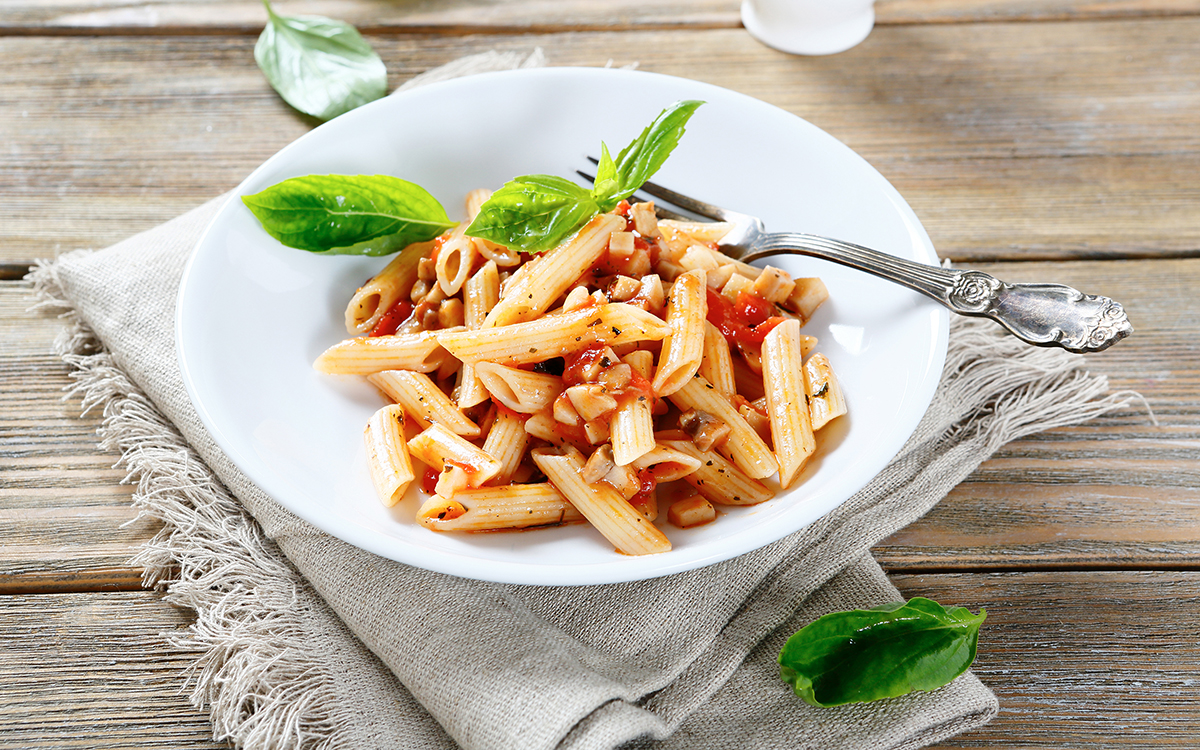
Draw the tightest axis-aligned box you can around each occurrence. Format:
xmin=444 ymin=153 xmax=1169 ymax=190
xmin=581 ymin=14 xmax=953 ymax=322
xmin=29 ymin=51 xmax=1132 ymax=750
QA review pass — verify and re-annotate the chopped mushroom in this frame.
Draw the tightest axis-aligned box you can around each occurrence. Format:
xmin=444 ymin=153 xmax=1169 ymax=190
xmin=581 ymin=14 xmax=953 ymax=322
xmin=581 ymin=445 xmax=616 ymax=484
xmin=679 ymin=408 xmax=731 ymax=452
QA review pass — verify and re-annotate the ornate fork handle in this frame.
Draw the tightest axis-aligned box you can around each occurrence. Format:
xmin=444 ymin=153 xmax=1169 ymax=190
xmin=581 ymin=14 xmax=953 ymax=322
xmin=744 ymin=233 xmax=1133 ymax=354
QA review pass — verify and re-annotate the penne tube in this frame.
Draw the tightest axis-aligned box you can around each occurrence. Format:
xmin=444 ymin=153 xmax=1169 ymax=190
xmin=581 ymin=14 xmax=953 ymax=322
xmin=609 ymin=395 xmax=656 ymax=466
xmin=630 ymin=444 xmax=702 ymax=483
xmin=762 ymin=319 xmax=815 ymax=489
xmin=364 ymin=404 xmax=416 ymax=507
xmin=475 ymin=362 xmax=563 ymax=414
xmin=669 ymin=374 xmax=779 ymax=480
xmin=805 ymin=352 xmax=847 ymax=430
xmin=699 ymin=321 xmax=736 ymax=397
xmin=368 ymin=370 xmax=480 ymax=437
xmin=417 ymin=483 xmax=585 ymax=531
xmin=532 ymin=449 xmax=671 ymax=556
xmin=436 ymin=234 xmax=478 ymax=297
xmin=344 ymin=239 xmax=433 ymax=334
xmin=314 ymin=330 xmax=452 ymax=375
xmin=661 ymin=439 xmax=774 ymax=506
xmin=785 ymin=277 xmax=829 ymax=321
xmin=407 ymin=423 xmax=502 ymax=488
xmin=455 ymin=260 xmax=501 ymax=409
xmin=481 ymin=407 xmax=528 ymax=485
xmin=483 ymin=213 xmax=624 ymax=327
xmin=437 ymin=303 xmax=670 ymax=366
xmin=653 ymin=269 xmax=707 ymax=397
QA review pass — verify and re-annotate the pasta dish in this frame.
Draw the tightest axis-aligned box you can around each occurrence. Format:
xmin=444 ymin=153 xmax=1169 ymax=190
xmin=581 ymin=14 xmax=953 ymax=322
xmin=314 ymin=192 xmax=846 ymax=556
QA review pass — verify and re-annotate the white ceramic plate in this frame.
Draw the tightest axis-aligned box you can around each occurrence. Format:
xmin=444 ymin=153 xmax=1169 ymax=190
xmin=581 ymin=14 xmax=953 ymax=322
xmin=177 ymin=67 xmax=948 ymax=586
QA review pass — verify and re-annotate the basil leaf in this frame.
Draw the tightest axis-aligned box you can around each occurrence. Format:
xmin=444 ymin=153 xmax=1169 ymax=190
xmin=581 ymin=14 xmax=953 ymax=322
xmin=465 ymin=174 xmax=600 ymax=254
xmin=598 ymin=99 xmax=704 ymax=209
xmin=242 ymin=174 xmax=454 ymax=253
xmin=778 ymin=597 xmax=986 ymax=707
xmin=591 ymin=142 xmax=620 ymax=206
xmin=255 ymin=0 xmax=387 ymax=121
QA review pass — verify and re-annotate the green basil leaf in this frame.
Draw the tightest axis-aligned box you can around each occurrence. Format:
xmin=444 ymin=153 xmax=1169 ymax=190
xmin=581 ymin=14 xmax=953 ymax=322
xmin=591 ymin=142 xmax=620 ymax=206
xmin=778 ymin=597 xmax=986 ymax=707
xmin=465 ymin=174 xmax=600 ymax=254
xmin=242 ymin=174 xmax=454 ymax=253
xmin=255 ymin=1 xmax=387 ymax=121
xmin=599 ymin=99 xmax=704 ymax=209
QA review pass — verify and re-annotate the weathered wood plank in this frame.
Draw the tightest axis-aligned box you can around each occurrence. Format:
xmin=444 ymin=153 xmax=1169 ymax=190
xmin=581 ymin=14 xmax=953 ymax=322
xmin=2 ymin=0 xmax=1195 ymax=34
xmin=876 ymin=257 xmax=1200 ymax=571
xmin=901 ymin=572 xmax=1200 ymax=747
xmin=3 ymin=20 xmax=1198 ymax=264
xmin=2 ymin=574 xmax=1195 ymax=748
xmin=0 ymin=592 xmax=226 ymax=749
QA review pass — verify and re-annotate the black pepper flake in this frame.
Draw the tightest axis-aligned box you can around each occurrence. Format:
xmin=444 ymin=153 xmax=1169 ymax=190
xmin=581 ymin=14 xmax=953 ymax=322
xmin=814 ymin=383 xmax=830 ymax=398
xmin=705 ymin=384 xmax=713 ymax=389
xmin=600 ymin=356 xmax=611 ymax=368
xmin=529 ymin=347 xmax=538 ymax=353
xmin=706 ymin=460 xmax=713 ymax=466
xmin=588 ymin=319 xmax=603 ymax=327
xmin=638 ymin=396 xmax=646 ymax=402
xmin=733 ymin=496 xmax=742 ymax=502
xmin=611 ymin=326 xmax=622 ymax=335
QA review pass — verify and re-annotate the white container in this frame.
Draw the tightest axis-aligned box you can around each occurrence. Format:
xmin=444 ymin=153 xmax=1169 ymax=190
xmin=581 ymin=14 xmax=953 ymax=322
xmin=741 ymin=0 xmax=876 ymax=56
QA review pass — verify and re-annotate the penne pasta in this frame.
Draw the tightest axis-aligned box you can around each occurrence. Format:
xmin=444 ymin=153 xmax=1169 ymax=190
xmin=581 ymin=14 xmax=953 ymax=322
xmin=417 ymin=483 xmax=585 ymax=531
xmin=475 ymin=362 xmax=563 ymax=414
xmin=483 ymin=213 xmax=624 ymax=327
xmin=481 ymin=407 xmax=529 ymax=485
xmin=609 ymin=394 xmax=656 ymax=466
xmin=314 ymin=330 xmax=451 ymax=375
xmin=368 ymin=370 xmax=480 ymax=437
xmin=805 ymin=352 xmax=847 ymax=430
xmin=699 ymin=321 xmax=736 ymax=397
xmin=310 ymin=193 xmax=844 ymax=554
xmin=661 ymin=439 xmax=774 ymax=506
xmin=407 ymin=423 xmax=502 ymax=488
xmin=364 ymin=404 xmax=416 ymax=507
xmin=455 ymin=260 xmax=501 ymax=409
xmin=669 ymin=374 xmax=779 ymax=479
xmin=532 ymin=448 xmax=671 ymax=555
xmin=344 ymin=240 xmax=432 ymax=334
xmin=762 ymin=319 xmax=816 ymax=489
xmin=630 ymin=443 xmax=702 ymax=483
xmin=653 ymin=269 xmax=708 ymax=397
xmin=438 ymin=303 xmax=670 ymax=366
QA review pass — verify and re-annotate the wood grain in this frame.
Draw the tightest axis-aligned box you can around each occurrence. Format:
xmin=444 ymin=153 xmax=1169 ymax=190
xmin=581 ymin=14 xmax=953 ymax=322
xmin=0 ymin=592 xmax=226 ymax=750
xmin=2 ymin=20 xmax=1197 ymax=264
xmin=2 ymin=0 xmax=1195 ymax=34
xmin=902 ymin=571 xmax=1200 ymax=748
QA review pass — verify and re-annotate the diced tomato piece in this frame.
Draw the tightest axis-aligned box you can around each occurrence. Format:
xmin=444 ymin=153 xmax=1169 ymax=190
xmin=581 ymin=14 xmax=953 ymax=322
xmin=369 ymin=299 xmax=413 ymax=337
xmin=704 ymin=288 xmax=787 ymax=346
xmin=421 ymin=466 xmax=440 ymax=495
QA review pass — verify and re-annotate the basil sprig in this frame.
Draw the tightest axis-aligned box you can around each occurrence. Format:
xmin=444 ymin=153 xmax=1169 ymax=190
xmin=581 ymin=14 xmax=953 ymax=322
xmin=778 ymin=597 xmax=986 ymax=707
xmin=255 ymin=0 xmax=387 ymax=122
xmin=466 ymin=99 xmax=704 ymax=253
xmin=241 ymin=174 xmax=454 ymax=254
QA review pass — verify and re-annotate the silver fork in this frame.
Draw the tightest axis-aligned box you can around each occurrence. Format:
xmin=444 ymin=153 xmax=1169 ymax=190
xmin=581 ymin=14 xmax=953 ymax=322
xmin=579 ymin=164 xmax=1132 ymax=354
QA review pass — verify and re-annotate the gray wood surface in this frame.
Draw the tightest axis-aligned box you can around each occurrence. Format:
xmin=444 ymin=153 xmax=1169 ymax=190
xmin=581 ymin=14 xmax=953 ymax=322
xmin=2 ymin=0 xmax=1197 ymax=747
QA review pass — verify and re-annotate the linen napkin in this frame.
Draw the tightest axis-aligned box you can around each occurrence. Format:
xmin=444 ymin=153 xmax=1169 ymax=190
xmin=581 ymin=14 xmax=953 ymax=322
xmin=30 ymin=53 xmax=1130 ymax=750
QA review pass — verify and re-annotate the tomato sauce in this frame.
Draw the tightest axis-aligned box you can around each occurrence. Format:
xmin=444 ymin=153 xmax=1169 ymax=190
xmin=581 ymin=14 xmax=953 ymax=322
xmin=705 ymin=289 xmax=786 ymax=346
xmin=627 ymin=469 xmax=658 ymax=515
xmin=368 ymin=299 xmax=414 ymax=337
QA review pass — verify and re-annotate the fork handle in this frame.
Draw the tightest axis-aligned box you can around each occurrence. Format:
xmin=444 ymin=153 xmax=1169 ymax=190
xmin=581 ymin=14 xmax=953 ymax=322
xmin=744 ymin=233 xmax=1133 ymax=353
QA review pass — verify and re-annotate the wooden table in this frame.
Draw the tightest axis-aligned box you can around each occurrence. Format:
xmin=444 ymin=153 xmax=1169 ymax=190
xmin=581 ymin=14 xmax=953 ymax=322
xmin=2 ymin=1 xmax=1198 ymax=747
